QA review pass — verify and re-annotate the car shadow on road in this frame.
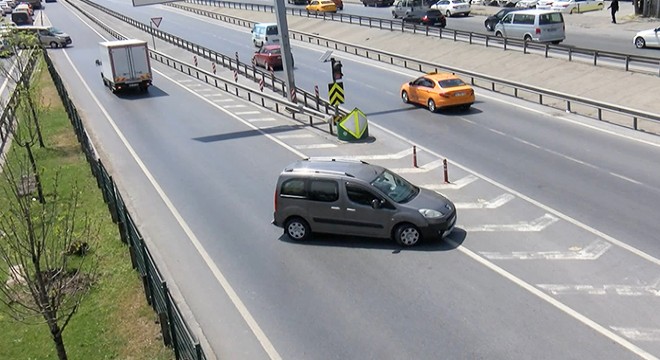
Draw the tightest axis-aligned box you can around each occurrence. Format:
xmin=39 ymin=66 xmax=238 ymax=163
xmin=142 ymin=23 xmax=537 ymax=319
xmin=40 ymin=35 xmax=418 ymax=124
xmin=193 ymin=124 xmax=307 ymax=143
xmin=278 ymin=228 xmax=466 ymax=253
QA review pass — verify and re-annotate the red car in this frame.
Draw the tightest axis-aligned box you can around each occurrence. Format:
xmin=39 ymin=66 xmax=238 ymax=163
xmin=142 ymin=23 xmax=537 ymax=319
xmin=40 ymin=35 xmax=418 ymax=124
xmin=252 ymin=45 xmax=294 ymax=70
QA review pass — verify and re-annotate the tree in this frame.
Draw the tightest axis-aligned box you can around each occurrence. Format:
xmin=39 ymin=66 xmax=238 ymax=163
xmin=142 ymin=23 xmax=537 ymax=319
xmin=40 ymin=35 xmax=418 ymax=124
xmin=0 ymin=150 xmax=98 ymax=360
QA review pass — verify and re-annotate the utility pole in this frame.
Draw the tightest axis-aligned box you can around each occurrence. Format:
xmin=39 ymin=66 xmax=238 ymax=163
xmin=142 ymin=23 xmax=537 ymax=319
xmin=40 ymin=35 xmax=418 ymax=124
xmin=274 ymin=0 xmax=297 ymax=103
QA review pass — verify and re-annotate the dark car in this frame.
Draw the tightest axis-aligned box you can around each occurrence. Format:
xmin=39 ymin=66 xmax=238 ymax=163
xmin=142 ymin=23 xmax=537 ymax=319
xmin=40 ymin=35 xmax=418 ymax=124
xmin=362 ymin=0 xmax=395 ymax=6
xmin=484 ymin=8 xmax=516 ymax=31
xmin=405 ymin=9 xmax=447 ymax=27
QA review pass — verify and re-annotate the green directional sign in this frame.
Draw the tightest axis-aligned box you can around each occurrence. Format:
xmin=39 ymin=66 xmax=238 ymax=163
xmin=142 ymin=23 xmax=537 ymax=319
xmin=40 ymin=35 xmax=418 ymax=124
xmin=328 ymin=82 xmax=344 ymax=106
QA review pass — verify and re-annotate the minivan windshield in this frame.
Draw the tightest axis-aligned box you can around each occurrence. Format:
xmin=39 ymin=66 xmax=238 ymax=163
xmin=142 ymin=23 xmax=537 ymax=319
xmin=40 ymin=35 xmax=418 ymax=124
xmin=49 ymin=27 xmax=64 ymax=34
xmin=371 ymin=170 xmax=419 ymax=203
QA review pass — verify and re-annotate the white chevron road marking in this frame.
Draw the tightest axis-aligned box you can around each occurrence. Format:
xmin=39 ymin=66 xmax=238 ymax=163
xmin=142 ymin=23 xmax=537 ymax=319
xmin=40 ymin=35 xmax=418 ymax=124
xmin=480 ymin=240 xmax=612 ymax=260
xmin=538 ymin=279 xmax=660 ymax=296
xmin=464 ymin=213 xmax=558 ymax=232
xmin=391 ymin=159 xmax=444 ymax=173
xmin=313 ymin=148 xmax=413 ymax=161
xmin=611 ymin=327 xmax=660 ymax=342
xmin=421 ymin=174 xmax=478 ymax=190
xmin=455 ymin=193 xmax=515 ymax=209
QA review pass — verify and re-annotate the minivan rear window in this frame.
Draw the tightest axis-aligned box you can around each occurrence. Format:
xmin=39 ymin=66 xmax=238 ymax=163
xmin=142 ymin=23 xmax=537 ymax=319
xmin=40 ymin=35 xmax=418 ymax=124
xmin=281 ymin=178 xmax=306 ymax=197
xmin=539 ymin=12 xmax=563 ymax=25
xmin=266 ymin=26 xmax=278 ymax=35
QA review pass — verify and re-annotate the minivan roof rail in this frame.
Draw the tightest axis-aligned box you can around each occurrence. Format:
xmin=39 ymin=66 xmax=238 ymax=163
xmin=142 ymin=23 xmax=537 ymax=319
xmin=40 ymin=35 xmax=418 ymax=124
xmin=303 ymin=157 xmax=369 ymax=165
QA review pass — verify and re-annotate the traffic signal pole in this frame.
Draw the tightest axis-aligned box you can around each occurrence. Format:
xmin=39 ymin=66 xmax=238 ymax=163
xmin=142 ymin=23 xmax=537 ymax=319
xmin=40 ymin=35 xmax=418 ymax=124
xmin=274 ymin=0 xmax=297 ymax=103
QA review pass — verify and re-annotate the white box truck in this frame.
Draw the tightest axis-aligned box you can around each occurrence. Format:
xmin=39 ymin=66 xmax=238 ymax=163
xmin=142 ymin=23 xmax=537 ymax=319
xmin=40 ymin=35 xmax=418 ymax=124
xmin=98 ymin=39 xmax=152 ymax=93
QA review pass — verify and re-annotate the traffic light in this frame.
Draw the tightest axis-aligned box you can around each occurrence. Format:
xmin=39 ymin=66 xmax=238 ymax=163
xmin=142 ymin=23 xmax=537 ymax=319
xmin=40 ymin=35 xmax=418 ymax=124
xmin=331 ymin=58 xmax=343 ymax=82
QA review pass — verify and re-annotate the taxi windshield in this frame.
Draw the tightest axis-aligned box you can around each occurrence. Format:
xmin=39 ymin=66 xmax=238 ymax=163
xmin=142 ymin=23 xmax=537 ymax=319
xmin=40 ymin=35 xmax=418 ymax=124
xmin=371 ymin=170 xmax=419 ymax=203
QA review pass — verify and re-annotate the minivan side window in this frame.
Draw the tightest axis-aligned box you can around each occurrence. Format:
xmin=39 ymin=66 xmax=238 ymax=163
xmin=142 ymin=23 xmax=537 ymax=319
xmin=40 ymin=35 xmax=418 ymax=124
xmin=281 ymin=178 xmax=306 ymax=198
xmin=309 ymin=180 xmax=338 ymax=202
xmin=501 ymin=13 xmax=513 ymax=23
xmin=266 ymin=26 xmax=278 ymax=35
xmin=513 ymin=14 xmax=534 ymax=25
xmin=539 ymin=12 xmax=563 ymax=25
xmin=346 ymin=183 xmax=379 ymax=206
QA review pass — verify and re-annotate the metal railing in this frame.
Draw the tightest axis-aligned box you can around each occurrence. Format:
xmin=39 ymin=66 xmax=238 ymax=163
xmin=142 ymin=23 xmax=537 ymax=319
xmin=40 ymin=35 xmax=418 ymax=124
xmin=183 ymin=0 xmax=660 ymax=76
xmin=42 ymin=48 xmax=207 ymax=360
xmin=70 ymin=0 xmax=347 ymax=122
xmin=169 ymin=1 xmax=660 ymax=131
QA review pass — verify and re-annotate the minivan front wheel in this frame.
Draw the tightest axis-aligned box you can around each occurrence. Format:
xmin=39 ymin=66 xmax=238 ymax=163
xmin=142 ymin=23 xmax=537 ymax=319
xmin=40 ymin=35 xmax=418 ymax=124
xmin=285 ymin=217 xmax=310 ymax=241
xmin=50 ymin=41 xmax=59 ymax=48
xmin=394 ymin=223 xmax=421 ymax=246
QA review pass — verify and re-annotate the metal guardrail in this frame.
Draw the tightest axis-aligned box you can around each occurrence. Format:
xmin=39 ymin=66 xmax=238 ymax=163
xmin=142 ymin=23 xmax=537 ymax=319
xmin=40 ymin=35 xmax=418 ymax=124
xmin=185 ymin=0 xmax=660 ymax=77
xmin=43 ymin=47 xmax=207 ymax=360
xmin=70 ymin=0 xmax=348 ymax=123
xmin=170 ymin=1 xmax=660 ymax=131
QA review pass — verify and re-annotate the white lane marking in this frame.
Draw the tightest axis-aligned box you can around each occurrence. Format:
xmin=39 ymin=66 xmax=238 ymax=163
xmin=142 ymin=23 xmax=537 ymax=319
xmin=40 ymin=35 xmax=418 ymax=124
xmin=147 ymin=7 xmax=660 ymax=359
xmin=294 ymin=144 xmax=337 ymax=149
xmin=213 ymin=98 xmax=234 ymax=102
xmin=248 ymin=118 xmax=277 ymax=122
xmin=611 ymin=327 xmax=660 ymax=342
xmin=314 ymin=147 xmax=413 ymax=160
xmin=223 ymin=104 xmax=246 ymax=108
xmin=489 ymin=128 xmax=506 ymax=136
xmin=539 ymin=282 xmax=660 ymax=297
xmin=448 ymin=240 xmax=659 ymax=360
xmin=206 ymin=93 xmax=225 ymax=97
xmin=454 ymin=193 xmax=515 ymax=209
xmin=235 ymin=111 xmax=261 ymax=115
xmin=178 ymin=79 xmax=193 ymax=83
xmin=421 ymin=174 xmax=478 ymax=190
xmin=195 ymin=88 xmax=215 ymax=92
xmin=481 ymin=240 xmax=612 ymax=260
xmin=391 ymin=158 xmax=444 ymax=173
xmin=59 ymin=16 xmax=287 ymax=358
xmin=367 ymin=121 xmax=660 ymax=265
xmin=610 ymin=172 xmax=643 ymax=185
xmin=464 ymin=213 xmax=558 ymax=232
xmin=276 ymin=134 xmax=314 ymax=139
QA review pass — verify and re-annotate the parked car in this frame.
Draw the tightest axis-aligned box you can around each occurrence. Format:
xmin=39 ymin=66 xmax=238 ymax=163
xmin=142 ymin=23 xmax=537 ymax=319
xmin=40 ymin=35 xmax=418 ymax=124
xmin=484 ymin=7 xmax=516 ymax=31
xmin=252 ymin=44 xmax=294 ymax=70
xmin=633 ymin=26 xmax=660 ymax=49
xmin=305 ymin=0 xmax=337 ymax=14
xmin=273 ymin=158 xmax=457 ymax=246
xmin=430 ymin=0 xmax=470 ymax=16
xmin=551 ymin=0 xmax=603 ymax=13
xmin=362 ymin=0 xmax=395 ymax=6
xmin=535 ymin=0 xmax=556 ymax=9
xmin=515 ymin=0 xmax=538 ymax=8
xmin=400 ymin=71 xmax=474 ymax=112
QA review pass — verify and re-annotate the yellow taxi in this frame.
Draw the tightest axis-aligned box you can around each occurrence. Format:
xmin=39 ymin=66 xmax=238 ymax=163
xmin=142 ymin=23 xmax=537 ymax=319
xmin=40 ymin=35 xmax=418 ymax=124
xmin=306 ymin=0 xmax=338 ymax=14
xmin=400 ymin=72 xmax=475 ymax=112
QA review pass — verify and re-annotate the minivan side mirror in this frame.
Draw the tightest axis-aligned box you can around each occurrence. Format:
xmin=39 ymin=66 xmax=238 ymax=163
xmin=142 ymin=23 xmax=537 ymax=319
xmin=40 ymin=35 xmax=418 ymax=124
xmin=95 ymin=59 xmax=101 ymax=66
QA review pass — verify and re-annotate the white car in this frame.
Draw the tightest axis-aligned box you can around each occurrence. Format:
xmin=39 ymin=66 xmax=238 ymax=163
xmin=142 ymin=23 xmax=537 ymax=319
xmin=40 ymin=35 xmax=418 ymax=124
xmin=535 ymin=0 xmax=555 ymax=9
xmin=430 ymin=0 xmax=471 ymax=17
xmin=633 ymin=26 xmax=660 ymax=49
xmin=551 ymin=0 xmax=603 ymax=13
xmin=0 ymin=2 xmax=12 ymax=15
xmin=515 ymin=0 xmax=538 ymax=7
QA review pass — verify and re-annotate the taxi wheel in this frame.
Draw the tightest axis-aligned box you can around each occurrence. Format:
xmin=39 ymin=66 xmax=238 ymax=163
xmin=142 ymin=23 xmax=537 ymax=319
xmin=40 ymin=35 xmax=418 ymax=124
xmin=285 ymin=217 xmax=310 ymax=242
xmin=427 ymin=98 xmax=437 ymax=112
xmin=394 ymin=223 xmax=421 ymax=247
xmin=401 ymin=90 xmax=409 ymax=103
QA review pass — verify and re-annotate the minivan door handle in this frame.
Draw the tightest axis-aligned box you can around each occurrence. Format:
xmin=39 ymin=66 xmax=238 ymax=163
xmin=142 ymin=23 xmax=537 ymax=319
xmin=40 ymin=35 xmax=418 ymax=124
xmin=346 ymin=208 xmax=356 ymax=212
xmin=330 ymin=206 xmax=341 ymax=210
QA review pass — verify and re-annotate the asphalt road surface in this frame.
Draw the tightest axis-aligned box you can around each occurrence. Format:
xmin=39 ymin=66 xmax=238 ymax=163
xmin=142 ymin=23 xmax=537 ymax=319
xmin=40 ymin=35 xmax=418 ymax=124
xmin=36 ymin=0 xmax=660 ymax=359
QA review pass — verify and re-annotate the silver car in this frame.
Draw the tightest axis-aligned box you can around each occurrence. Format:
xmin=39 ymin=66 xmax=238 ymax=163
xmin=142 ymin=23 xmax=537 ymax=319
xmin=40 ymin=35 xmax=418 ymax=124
xmin=273 ymin=158 xmax=457 ymax=246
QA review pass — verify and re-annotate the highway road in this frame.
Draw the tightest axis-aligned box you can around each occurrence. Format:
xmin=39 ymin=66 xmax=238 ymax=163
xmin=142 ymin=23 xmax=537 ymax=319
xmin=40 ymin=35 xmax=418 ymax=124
xmin=38 ymin=0 xmax=660 ymax=359
xmin=248 ymin=0 xmax=660 ymax=57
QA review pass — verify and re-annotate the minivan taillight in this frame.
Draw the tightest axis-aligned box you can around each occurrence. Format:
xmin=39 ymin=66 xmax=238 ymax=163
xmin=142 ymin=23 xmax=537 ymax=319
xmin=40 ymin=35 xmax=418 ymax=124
xmin=274 ymin=191 xmax=278 ymax=211
xmin=535 ymin=27 xmax=541 ymax=34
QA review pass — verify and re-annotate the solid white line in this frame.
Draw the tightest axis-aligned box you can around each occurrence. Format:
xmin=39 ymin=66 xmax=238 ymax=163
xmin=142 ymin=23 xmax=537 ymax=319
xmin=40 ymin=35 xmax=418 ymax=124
xmin=611 ymin=327 xmax=660 ymax=342
xmin=610 ymin=172 xmax=643 ymax=185
xmin=248 ymin=118 xmax=277 ymax=122
xmin=276 ymin=134 xmax=313 ymax=139
xmin=223 ymin=104 xmax=246 ymax=108
xmin=449 ymin=240 xmax=660 ymax=360
xmin=235 ymin=111 xmax=261 ymax=115
xmin=213 ymin=98 xmax=234 ymax=102
xmin=61 ymin=18 xmax=286 ymax=360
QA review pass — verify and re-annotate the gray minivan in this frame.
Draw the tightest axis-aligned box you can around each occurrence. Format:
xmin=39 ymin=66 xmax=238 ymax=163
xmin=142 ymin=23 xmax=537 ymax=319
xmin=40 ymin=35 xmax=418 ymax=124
xmin=273 ymin=158 xmax=457 ymax=246
xmin=494 ymin=9 xmax=565 ymax=44
xmin=392 ymin=0 xmax=429 ymax=20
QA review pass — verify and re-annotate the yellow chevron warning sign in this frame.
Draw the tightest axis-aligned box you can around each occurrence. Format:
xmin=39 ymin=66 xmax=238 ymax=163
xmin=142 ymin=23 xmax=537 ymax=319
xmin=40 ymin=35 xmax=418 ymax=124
xmin=328 ymin=82 xmax=344 ymax=106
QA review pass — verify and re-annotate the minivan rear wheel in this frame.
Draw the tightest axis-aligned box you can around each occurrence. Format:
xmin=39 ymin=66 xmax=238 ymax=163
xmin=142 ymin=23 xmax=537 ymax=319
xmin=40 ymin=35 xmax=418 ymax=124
xmin=285 ymin=217 xmax=310 ymax=241
xmin=394 ymin=223 xmax=421 ymax=246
